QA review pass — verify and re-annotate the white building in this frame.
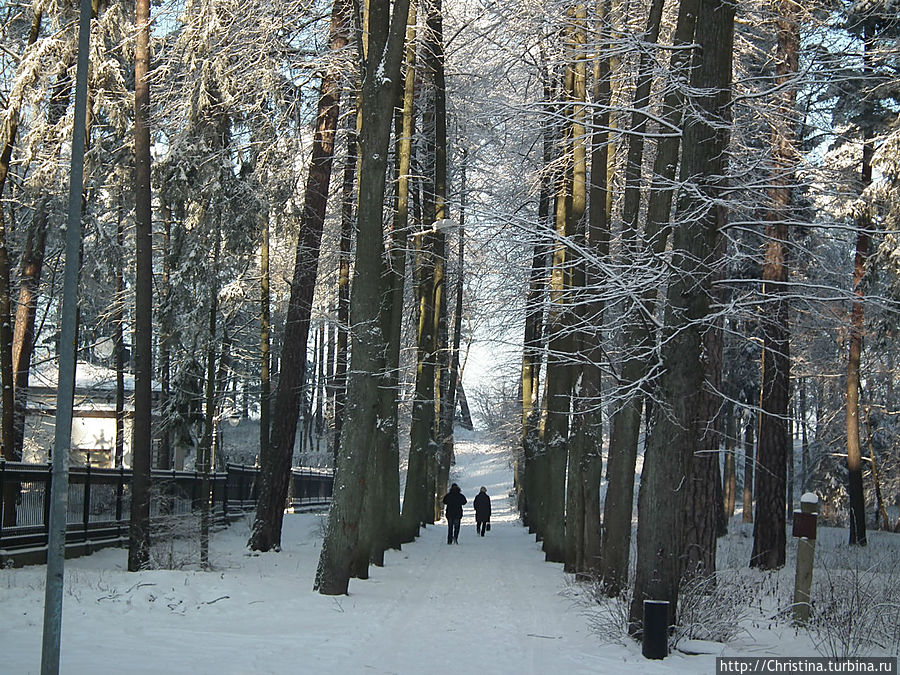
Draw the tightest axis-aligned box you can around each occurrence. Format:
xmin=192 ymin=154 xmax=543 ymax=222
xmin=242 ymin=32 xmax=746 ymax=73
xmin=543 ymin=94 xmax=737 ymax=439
xmin=23 ymin=360 xmax=160 ymax=467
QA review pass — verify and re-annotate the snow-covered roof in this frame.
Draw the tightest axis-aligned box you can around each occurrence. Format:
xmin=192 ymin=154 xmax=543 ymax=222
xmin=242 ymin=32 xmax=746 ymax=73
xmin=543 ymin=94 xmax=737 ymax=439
xmin=28 ymin=360 xmax=161 ymax=392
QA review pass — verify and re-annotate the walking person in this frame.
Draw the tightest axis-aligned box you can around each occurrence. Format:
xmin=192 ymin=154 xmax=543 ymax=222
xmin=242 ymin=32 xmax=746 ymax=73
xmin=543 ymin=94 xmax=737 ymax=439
xmin=474 ymin=486 xmax=491 ymax=536
xmin=442 ymin=483 xmax=466 ymax=544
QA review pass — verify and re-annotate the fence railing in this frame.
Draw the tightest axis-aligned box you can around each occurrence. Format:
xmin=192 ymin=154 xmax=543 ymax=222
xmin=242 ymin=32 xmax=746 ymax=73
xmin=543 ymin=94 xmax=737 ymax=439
xmin=0 ymin=461 xmax=333 ymax=565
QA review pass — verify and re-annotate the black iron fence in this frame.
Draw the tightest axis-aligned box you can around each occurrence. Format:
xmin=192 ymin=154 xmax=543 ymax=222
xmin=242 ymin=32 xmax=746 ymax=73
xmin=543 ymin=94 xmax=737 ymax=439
xmin=0 ymin=461 xmax=333 ymax=565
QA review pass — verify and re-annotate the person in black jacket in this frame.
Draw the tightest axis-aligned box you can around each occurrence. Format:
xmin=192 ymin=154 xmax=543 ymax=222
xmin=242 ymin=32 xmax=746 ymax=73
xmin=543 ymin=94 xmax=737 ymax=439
xmin=473 ymin=486 xmax=491 ymax=536
xmin=442 ymin=483 xmax=467 ymax=544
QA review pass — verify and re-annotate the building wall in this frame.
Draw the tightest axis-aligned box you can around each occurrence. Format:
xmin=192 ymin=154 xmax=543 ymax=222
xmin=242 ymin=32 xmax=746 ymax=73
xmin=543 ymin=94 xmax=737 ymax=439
xmin=24 ymin=412 xmax=134 ymax=468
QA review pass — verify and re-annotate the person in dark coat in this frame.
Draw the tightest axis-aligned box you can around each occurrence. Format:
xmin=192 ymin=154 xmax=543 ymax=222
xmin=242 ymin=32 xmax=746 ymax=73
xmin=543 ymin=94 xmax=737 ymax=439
xmin=473 ymin=486 xmax=491 ymax=536
xmin=442 ymin=483 xmax=467 ymax=544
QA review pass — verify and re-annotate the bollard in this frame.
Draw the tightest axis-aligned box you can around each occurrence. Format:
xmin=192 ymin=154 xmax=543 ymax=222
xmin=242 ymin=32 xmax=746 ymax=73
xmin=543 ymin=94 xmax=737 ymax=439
xmin=791 ymin=492 xmax=819 ymax=624
xmin=642 ymin=600 xmax=669 ymax=659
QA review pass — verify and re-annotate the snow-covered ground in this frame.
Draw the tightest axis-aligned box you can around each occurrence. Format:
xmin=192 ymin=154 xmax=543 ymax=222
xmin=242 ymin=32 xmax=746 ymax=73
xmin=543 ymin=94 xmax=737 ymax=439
xmin=1 ymin=430 xmax=898 ymax=674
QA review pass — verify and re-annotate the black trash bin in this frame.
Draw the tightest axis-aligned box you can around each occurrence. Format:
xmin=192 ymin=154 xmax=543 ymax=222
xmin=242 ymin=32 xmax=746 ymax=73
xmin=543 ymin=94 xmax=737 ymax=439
xmin=642 ymin=599 xmax=669 ymax=660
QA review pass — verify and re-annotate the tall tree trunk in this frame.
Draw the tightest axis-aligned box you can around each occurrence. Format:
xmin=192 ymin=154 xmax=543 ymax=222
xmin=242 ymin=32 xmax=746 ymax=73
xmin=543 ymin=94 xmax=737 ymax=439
xmin=520 ymin=55 xmax=556 ymax=534
xmin=568 ymin=4 xmax=607 ymax=578
xmin=845 ymin=22 xmax=874 ymax=547
xmin=357 ymin=41 xmax=422 ymax=565
xmin=9 ymin=46 xmax=76 ymax=467
xmin=723 ymin=402 xmax=736 ymax=519
xmin=316 ymin=323 xmax=326 ymax=446
xmin=11 ymin=46 xmax=73 ymax=465
xmin=846 ymin=214 xmax=869 ymax=546
xmin=683 ymin=241 xmax=726 ymax=578
xmin=259 ymin=210 xmax=271 ymax=466
xmin=429 ymin=0 xmax=451 ymax=516
xmin=563 ymin=4 xmax=589 ymax=575
xmin=799 ymin=377 xmax=808 ymax=491
xmin=862 ymin=404 xmax=890 ymax=531
xmin=629 ymin=0 xmax=734 ymax=630
xmin=11 ymin=201 xmax=48 ymax=460
xmin=0 ymin=9 xmax=43 ymax=465
xmin=114 ymin=197 xmax=126 ymax=468
xmin=374 ymin=2 xmax=418 ymax=552
xmin=403 ymin=229 xmax=438 ymax=534
xmin=158 ymin=200 xmax=173 ymax=470
xmin=601 ymin=0 xmax=697 ymax=596
xmin=4 ymin=201 xmax=47 ymax=527
xmin=572 ymin=0 xmax=613 ymax=579
xmin=249 ymin=0 xmax=350 ymax=551
xmin=751 ymin=0 xmax=800 ymax=569
xmin=129 ymin=0 xmax=154 ymax=571
xmin=440 ymin=148 xmax=465 ymax=497
xmin=315 ymin=0 xmax=412 ymax=595
xmin=539 ymin=92 xmax=574 ymax=564
xmin=332 ymin=114 xmax=356 ymax=464
xmin=199 ymin=228 xmax=220 ymax=568
xmin=413 ymin=0 xmax=450 ymax=525
xmin=742 ymin=411 xmax=755 ymax=523
xmin=402 ymin=0 xmax=440 ymax=536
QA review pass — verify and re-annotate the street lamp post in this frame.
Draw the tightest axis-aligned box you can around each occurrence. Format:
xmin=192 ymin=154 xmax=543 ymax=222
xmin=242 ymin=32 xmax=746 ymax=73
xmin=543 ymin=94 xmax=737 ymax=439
xmin=41 ymin=0 xmax=91 ymax=670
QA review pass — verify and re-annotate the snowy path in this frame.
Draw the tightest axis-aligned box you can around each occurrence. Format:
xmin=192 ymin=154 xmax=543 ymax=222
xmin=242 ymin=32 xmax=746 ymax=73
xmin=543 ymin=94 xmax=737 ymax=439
xmin=319 ymin=436 xmax=602 ymax=674
xmin=0 ymin=431 xmax=711 ymax=674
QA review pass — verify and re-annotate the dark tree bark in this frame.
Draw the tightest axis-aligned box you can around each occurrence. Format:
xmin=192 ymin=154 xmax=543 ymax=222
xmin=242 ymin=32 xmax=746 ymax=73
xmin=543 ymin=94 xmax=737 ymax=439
xmin=314 ymin=0 xmax=412 ymax=595
xmin=845 ymin=22 xmax=875 ymax=548
xmin=114 ymin=198 xmax=125 ymax=469
xmin=373 ymin=5 xmax=417 ymax=551
xmin=439 ymin=149 xmax=465 ymax=505
xmin=422 ymin=0 xmax=450 ymax=523
xmin=199 ymin=228 xmax=220 ymax=568
xmin=331 ymin=114 xmax=355 ymax=464
xmin=316 ymin=324 xmax=326 ymax=445
xmin=566 ymin=3 xmax=610 ymax=579
xmin=259 ymin=210 xmax=271 ymax=466
xmin=723 ymin=402 xmax=736 ymax=519
xmin=683 ymin=252 xmax=726 ymax=577
xmin=539 ymin=139 xmax=573 ymax=565
xmin=520 ymin=58 xmax=556 ymax=533
xmin=4 ymin=200 xmax=47 ymax=528
xmin=601 ymin=0 xmax=697 ymax=596
xmin=11 ymin=201 xmax=48 ymax=460
xmin=572 ymin=1 xmax=613 ymax=579
xmin=742 ymin=411 xmax=755 ymax=524
xmin=629 ymin=0 xmax=734 ymax=631
xmin=563 ymin=4 xmax=591 ymax=575
xmin=249 ymin=0 xmax=350 ymax=552
xmin=10 ymin=51 xmax=71 ymax=466
xmin=129 ymin=0 xmax=154 ymax=571
xmin=846 ymin=213 xmax=870 ymax=546
xmin=158 ymin=200 xmax=173 ymax=470
xmin=799 ymin=377 xmax=808 ymax=491
xmin=0 ymin=9 xmax=42 ymax=466
xmin=751 ymin=0 xmax=800 ymax=569
xmin=402 ymin=0 xmax=440 ymax=537
xmin=402 ymin=229 xmax=438 ymax=536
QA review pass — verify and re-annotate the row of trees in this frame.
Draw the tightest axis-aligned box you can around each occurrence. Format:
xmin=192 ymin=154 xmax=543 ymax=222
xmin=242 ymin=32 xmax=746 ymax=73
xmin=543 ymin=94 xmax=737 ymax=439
xmin=497 ymin=0 xmax=900 ymax=632
xmin=1 ymin=0 xmax=472 ymax=583
xmin=2 ymin=0 xmax=900 ymax=633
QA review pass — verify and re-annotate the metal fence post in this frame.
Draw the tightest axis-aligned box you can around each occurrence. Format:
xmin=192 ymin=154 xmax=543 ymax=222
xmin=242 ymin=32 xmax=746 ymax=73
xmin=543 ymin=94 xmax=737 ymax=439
xmin=1 ymin=460 xmax=5 ymax=546
xmin=221 ymin=472 xmax=228 ymax=522
xmin=83 ymin=464 xmax=91 ymax=538
xmin=43 ymin=463 xmax=52 ymax=537
xmin=115 ymin=465 xmax=124 ymax=537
